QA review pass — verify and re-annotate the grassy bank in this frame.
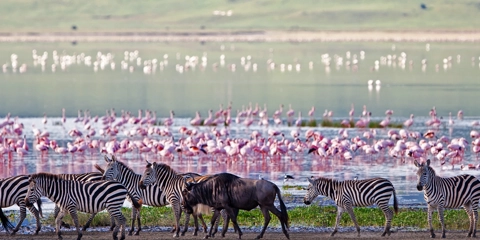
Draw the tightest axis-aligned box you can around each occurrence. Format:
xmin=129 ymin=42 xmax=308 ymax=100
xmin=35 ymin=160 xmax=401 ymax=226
xmin=36 ymin=205 xmax=471 ymax=231
xmin=0 ymin=1 xmax=479 ymax=33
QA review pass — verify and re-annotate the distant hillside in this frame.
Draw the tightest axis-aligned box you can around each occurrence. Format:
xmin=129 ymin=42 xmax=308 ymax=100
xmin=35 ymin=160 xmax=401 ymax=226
xmin=0 ymin=0 xmax=479 ymax=33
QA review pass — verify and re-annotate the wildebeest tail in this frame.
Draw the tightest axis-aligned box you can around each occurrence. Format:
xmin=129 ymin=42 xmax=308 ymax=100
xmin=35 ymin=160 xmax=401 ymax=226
xmin=0 ymin=208 xmax=14 ymax=231
xmin=275 ymin=185 xmax=289 ymax=229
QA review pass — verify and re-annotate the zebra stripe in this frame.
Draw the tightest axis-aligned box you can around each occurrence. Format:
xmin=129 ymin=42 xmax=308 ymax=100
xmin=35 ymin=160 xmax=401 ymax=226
xmin=0 ymin=175 xmax=42 ymax=235
xmin=304 ymin=176 xmax=398 ymax=237
xmin=415 ymin=159 xmax=480 ymax=238
xmin=25 ymin=173 xmax=138 ymax=240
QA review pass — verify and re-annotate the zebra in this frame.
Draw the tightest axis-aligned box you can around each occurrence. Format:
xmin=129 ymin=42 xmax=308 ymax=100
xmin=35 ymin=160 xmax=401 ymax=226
xmin=138 ymin=161 xmax=228 ymax=238
xmin=0 ymin=175 xmax=42 ymax=235
xmin=303 ymin=176 xmax=398 ymax=237
xmin=25 ymin=173 xmax=141 ymax=240
xmin=415 ymin=159 xmax=480 ymax=238
xmin=56 ymin=171 xmax=112 ymax=231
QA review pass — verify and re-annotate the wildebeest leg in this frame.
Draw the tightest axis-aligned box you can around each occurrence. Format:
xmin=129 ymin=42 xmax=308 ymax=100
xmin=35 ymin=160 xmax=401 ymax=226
xmin=332 ymin=206 xmax=345 ymax=236
xmin=198 ymin=214 xmax=208 ymax=234
xmin=345 ymin=205 xmax=360 ymax=237
xmin=264 ymin=205 xmax=289 ymax=239
xmin=225 ymin=207 xmax=242 ymax=239
xmin=257 ymin=206 xmax=272 ymax=239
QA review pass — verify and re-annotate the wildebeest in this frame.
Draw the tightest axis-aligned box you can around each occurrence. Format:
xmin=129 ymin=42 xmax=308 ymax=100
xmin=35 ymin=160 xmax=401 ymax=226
xmin=182 ymin=172 xmax=290 ymax=239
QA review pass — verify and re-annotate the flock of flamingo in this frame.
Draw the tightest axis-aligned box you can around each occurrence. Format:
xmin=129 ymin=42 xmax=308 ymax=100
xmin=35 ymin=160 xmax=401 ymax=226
xmin=0 ymin=103 xmax=479 ymax=172
xmin=2 ymin=44 xmax=478 ymax=76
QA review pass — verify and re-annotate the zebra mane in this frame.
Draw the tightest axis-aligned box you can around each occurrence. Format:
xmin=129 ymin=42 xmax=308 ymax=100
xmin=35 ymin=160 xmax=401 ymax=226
xmin=314 ymin=177 xmax=337 ymax=184
xmin=31 ymin=172 xmax=60 ymax=181
xmin=114 ymin=159 xmax=137 ymax=174
xmin=152 ymin=162 xmax=179 ymax=175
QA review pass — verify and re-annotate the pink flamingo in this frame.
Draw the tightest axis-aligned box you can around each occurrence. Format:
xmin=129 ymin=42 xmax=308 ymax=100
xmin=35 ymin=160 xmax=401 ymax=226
xmin=403 ymin=114 xmax=414 ymax=128
xmin=190 ymin=111 xmax=202 ymax=126
xmin=295 ymin=111 xmax=302 ymax=127
xmin=203 ymin=110 xmax=214 ymax=126
xmin=16 ymin=135 xmax=28 ymax=157
xmin=164 ymin=110 xmax=175 ymax=127
xmin=349 ymin=104 xmax=355 ymax=121
xmin=308 ymin=106 xmax=315 ymax=120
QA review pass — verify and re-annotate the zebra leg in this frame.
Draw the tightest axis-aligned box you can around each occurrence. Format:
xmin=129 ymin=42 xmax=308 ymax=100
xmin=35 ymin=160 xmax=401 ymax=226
xmin=473 ymin=208 xmax=478 ymax=237
xmin=380 ymin=206 xmax=394 ymax=236
xmin=332 ymin=207 xmax=345 ymax=236
xmin=427 ymin=205 xmax=436 ymax=238
xmin=26 ymin=205 xmax=42 ymax=235
xmin=82 ymin=213 xmax=97 ymax=231
xmin=54 ymin=205 xmax=70 ymax=229
xmin=134 ymin=207 xmax=142 ymax=236
xmin=437 ymin=206 xmax=446 ymax=238
xmin=192 ymin=213 xmax=201 ymax=236
xmin=67 ymin=208 xmax=83 ymax=240
xmin=108 ymin=207 xmax=126 ymax=240
xmin=208 ymin=210 xmax=222 ymax=238
xmin=128 ymin=207 xmax=137 ymax=236
xmin=181 ymin=212 xmax=190 ymax=236
xmin=55 ymin=209 xmax=67 ymax=240
xmin=464 ymin=204 xmax=474 ymax=237
xmin=172 ymin=201 xmax=182 ymax=237
xmin=11 ymin=205 xmax=26 ymax=235
xmin=345 ymin=205 xmax=360 ymax=237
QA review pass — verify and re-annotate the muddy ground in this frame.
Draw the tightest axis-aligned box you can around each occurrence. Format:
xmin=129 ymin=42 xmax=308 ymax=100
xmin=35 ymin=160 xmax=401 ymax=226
xmin=2 ymin=228 xmax=475 ymax=240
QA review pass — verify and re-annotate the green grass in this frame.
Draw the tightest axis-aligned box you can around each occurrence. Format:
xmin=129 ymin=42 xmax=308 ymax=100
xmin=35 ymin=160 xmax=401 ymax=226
xmin=36 ymin=205 xmax=474 ymax=231
xmin=0 ymin=0 xmax=479 ymax=33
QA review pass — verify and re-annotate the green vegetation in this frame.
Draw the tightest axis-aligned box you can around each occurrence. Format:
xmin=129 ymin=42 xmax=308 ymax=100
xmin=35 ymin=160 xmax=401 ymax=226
xmin=0 ymin=0 xmax=478 ymax=33
xmin=36 ymin=205 xmax=472 ymax=230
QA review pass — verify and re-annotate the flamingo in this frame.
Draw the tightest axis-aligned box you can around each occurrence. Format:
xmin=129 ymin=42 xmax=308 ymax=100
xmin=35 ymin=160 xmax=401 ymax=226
xmin=404 ymin=114 xmax=414 ymax=128
xmin=295 ymin=111 xmax=302 ymax=127
xmin=308 ymin=106 xmax=315 ymax=120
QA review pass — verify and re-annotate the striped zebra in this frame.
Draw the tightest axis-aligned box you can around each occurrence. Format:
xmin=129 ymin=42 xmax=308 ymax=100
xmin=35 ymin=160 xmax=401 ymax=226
xmin=56 ymin=171 xmax=112 ymax=231
xmin=139 ymin=161 xmax=227 ymax=238
xmin=0 ymin=175 xmax=42 ymax=235
xmin=415 ymin=159 xmax=480 ymax=238
xmin=303 ymin=176 xmax=398 ymax=237
xmin=25 ymin=173 xmax=141 ymax=240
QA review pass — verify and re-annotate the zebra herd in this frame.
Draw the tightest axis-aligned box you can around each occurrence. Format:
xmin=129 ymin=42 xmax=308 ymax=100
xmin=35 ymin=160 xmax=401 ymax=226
xmin=0 ymin=157 xmax=479 ymax=239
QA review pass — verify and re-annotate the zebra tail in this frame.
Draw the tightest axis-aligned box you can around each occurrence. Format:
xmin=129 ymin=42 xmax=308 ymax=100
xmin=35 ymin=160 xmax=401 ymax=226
xmin=128 ymin=193 xmax=142 ymax=209
xmin=94 ymin=164 xmax=105 ymax=174
xmin=0 ymin=208 xmax=14 ymax=231
xmin=37 ymin=198 xmax=43 ymax=218
xmin=275 ymin=185 xmax=290 ymax=229
xmin=393 ymin=189 xmax=399 ymax=215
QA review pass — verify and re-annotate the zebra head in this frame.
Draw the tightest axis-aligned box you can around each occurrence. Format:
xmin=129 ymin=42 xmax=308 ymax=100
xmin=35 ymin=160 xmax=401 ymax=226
xmin=414 ymin=159 xmax=432 ymax=191
xmin=139 ymin=160 xmax=155 ymax=189
xmin=102 ymin=155 xmax=120 ymax=181
xmin=25 ymin=175 xmax=43 ymax=208
xmin=303 ymin=177 xmax=320 ymax=205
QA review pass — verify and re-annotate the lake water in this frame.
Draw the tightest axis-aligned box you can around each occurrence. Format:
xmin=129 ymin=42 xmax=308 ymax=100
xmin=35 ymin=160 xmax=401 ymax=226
xmin=1 ymin=41 xmax=480 ymax=211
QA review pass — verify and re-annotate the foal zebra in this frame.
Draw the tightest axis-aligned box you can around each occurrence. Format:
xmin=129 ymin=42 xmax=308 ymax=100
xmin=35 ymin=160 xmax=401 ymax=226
xmin=25 ymin=173 xmax=140 ymax=240
xmin=139 ymin=161 xmax=228 ymax=238
xmin=0 ymin=175 xmax=42 ymax=235
xmin=415 ymin=159 xmax=480 ymax=238
xmin=304 ymin=176 xmax=398 ymax=237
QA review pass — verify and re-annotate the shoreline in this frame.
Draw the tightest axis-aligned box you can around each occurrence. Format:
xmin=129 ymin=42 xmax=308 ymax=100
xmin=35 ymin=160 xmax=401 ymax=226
xmin=1 ymin=30 xmax=480 ymax=42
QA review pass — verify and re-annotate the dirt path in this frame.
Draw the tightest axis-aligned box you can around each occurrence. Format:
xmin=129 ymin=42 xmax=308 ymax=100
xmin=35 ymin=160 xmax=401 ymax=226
xmin=3 ymin=229 xmax=474 ymax=240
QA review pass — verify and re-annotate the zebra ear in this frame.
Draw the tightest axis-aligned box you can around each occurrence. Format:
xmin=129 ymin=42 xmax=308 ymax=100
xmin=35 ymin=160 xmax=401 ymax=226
xmin=426 ymin=159 xmax=431 ymax=166
xmin=145 ymin=160 xmax=152 ymax=168
xmin=104 ymin=155 xmax=111 ymax=163
xmin=307 ymin=177 xmax=315 ymax=184
xmin=111 ymin=155 xmax=117 ymax=161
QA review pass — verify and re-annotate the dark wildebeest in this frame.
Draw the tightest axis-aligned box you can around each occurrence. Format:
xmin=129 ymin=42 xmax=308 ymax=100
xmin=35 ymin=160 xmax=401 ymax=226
xmin=182 ymin=173 xmax=290 ymax=239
